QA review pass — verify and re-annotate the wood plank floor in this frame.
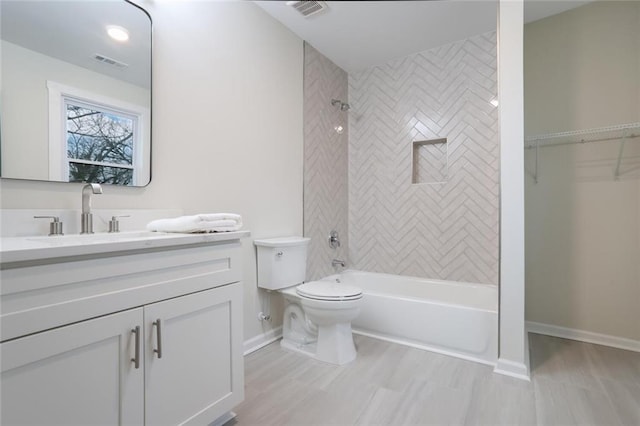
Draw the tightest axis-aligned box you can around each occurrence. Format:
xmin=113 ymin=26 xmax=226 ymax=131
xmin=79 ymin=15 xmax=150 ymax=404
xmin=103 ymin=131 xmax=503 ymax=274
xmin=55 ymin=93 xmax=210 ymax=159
xmin=233 ymin=333 xmax=640 ymax=425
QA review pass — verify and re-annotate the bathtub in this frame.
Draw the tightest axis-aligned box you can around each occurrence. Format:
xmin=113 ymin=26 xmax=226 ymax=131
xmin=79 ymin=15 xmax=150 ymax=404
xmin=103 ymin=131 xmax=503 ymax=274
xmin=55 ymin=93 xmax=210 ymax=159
xmin=318 ymin=270 xmax=498 ymax=365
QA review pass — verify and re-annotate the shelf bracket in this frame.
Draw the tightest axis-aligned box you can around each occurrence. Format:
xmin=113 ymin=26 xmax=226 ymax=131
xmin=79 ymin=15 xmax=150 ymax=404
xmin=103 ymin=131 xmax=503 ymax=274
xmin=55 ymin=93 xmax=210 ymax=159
xmin=613 ymin=131 xmax=628 ymax=180
xmin=534 ymin=142 xmax=539 ymax=184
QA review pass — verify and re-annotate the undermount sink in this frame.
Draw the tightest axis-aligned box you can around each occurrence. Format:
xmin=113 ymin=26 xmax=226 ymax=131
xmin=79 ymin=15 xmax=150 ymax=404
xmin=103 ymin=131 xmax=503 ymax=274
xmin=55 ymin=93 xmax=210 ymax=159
xmin=26 ymin=231 xmax=168 ymax=246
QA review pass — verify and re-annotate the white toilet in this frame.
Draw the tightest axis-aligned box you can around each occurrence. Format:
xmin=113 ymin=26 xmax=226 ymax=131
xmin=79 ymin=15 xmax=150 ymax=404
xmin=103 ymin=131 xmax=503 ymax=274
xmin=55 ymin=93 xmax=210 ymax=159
xmin=254 ymin=237 xmax=363 ymax=365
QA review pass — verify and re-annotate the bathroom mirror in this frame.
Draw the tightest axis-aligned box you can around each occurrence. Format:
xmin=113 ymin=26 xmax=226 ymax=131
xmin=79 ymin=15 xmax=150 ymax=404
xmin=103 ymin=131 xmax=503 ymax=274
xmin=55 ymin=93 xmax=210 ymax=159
xmin=0 ymin=0 xmax=152 ymax=186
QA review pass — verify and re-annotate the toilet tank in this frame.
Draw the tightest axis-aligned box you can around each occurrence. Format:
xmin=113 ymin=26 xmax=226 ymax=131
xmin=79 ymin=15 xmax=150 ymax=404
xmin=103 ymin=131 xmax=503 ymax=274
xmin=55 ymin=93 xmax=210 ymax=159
xmin=254 ymin=237 xmax=310 ymax=290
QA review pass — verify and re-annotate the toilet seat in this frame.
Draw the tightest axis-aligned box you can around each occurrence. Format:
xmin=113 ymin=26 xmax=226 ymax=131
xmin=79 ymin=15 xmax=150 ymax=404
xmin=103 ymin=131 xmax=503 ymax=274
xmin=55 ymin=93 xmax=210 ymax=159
xmin=296 ymin=281 xmax=363 ymax=301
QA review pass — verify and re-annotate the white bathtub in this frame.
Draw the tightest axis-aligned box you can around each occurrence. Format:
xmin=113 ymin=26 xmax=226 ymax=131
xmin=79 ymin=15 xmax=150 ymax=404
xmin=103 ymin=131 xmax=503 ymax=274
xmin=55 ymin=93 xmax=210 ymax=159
xmin=318 ymin=270 xmax=498 ymax=365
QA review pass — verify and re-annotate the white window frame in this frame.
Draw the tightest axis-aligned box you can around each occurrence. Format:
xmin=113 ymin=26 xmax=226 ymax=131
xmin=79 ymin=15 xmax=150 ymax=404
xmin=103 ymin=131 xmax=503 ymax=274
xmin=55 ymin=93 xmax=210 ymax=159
xmin=47 ymin=81 xmax=150 ymax=185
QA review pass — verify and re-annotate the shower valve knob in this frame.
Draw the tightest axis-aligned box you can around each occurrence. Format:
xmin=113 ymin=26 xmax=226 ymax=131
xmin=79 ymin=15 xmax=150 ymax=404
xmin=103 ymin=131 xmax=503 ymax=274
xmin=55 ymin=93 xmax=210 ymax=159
xmin=329 ymin=230 xmax=341 ymax=249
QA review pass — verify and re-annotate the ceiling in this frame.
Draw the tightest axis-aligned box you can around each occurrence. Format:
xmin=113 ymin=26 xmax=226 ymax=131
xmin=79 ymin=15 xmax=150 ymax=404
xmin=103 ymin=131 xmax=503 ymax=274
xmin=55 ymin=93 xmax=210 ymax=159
xmin=1 ymin=0 xmax=151 ymax=89
xmin=256 ymin=0 xmax=594 ymax=73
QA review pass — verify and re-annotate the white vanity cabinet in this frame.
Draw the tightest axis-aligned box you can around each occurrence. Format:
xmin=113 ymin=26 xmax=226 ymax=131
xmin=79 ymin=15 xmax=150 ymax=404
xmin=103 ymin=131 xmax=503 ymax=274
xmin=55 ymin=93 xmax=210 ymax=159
xmin=0 ymin=233 xmax=247 ymax=426
xmin=144 ymin=284 xmax=242 ymax=425
xmin=1 ymin=308 xmax=145 ymax=425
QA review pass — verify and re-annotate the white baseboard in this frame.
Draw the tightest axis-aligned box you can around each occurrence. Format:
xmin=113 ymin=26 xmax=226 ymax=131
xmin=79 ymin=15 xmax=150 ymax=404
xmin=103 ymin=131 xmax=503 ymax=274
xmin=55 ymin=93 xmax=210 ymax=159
xmin=524 ymin=329 xmax=531 ymax=376
xmin=494 ymin=358 xmax=531 ymax=381
xmin=527 ymin=321 xmax=640 ymax=353
xmin=243 ymin=326 xmax=282 ymax=356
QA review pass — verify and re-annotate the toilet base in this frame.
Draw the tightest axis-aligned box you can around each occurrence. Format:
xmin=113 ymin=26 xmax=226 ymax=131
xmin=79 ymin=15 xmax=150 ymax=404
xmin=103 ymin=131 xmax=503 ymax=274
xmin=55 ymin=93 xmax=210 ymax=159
xmin=280 ymin=338 xmax=317 ymax=358
xmin=316 ymin=322 xmax=357 ymax=365
xmin=280 ymin=321 xmax=357 ymax=365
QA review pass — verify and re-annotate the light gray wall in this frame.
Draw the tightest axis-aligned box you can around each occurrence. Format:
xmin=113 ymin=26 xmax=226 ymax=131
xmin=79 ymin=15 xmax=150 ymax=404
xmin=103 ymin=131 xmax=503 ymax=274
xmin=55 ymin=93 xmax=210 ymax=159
xmin=0 ymin=1 xmax=304 ymax=344
xmin=303 ymin=44 xmax=349 ymax=280
xmin=348 ymin=32 xmax=500 ymax=285
xmin=524 ymin=1 xmax=640 ymax=340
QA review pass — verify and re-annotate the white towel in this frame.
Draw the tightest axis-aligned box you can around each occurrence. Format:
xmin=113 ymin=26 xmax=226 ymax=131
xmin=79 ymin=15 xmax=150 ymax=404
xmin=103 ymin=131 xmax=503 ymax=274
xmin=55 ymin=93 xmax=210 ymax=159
xmin=193 ymin=213 xmax=242 ymax=223
xmin=146 ymin=213 xmax=243 ymax=233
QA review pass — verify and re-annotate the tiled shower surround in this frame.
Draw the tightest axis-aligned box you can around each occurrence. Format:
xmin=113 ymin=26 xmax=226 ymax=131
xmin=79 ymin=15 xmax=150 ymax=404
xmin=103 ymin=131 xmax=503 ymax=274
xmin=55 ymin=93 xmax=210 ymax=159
xmin=304 ymin=32 xmax=499 ymax=285
xmin=348 ymin=32 xmax=499 ymax=285
xmin=303 ymin=43 xmax=349 ymax=281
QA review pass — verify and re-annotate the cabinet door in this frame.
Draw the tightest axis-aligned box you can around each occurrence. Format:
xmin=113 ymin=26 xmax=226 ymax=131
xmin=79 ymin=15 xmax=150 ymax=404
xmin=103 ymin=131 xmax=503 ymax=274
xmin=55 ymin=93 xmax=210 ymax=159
xmin=144 ymin=283 xmax=243 ymax=426
xmin=1 ymin=308 xmax=144 ymax=425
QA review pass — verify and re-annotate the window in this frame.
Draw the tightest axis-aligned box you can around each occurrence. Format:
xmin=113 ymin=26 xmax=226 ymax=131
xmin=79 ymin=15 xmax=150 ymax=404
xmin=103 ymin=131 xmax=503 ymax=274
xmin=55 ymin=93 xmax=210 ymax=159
xmin=47 ymin=81 xmax=149 ymax=186
xmin=66 ymin=99 xmax=136 ymax=185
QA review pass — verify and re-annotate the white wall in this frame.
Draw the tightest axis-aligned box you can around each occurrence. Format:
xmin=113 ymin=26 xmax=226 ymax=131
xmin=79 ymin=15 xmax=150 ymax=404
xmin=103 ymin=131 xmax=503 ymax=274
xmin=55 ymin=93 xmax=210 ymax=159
xmin=0 ymin=1 xmax=304 ymax=344
xmin=495 ymin=0 xmax=528 ymax=380
xmin=524 ymin=1 xmax=639 ymax=134
xmin=524 ymin=1 xmax=640 ymax=341
xmin=1 ymin=40 xmax=150 ymax=181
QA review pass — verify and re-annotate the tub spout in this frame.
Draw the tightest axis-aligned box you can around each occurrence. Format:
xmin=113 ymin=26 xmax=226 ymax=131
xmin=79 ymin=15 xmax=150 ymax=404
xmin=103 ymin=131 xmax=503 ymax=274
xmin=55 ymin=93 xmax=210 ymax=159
xmin=332 ymin=259 xmax=346 ymax=268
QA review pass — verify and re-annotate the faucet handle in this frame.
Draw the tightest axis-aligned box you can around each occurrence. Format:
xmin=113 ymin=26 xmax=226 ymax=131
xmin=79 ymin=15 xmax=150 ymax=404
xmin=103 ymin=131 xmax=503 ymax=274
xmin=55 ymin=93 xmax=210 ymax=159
xmin=108 ymin=215 xmax=130 ymax=233
xmin=34 ymin=216 xmax=64 ymax=236
xmin=329 ymin=230 xmax=341 ymax=249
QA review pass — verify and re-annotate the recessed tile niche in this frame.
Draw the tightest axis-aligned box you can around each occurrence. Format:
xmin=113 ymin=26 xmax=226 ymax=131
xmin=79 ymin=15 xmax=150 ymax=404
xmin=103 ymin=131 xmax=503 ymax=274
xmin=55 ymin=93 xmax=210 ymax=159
xmin=412 ymin=138 xmax=448 ymax=184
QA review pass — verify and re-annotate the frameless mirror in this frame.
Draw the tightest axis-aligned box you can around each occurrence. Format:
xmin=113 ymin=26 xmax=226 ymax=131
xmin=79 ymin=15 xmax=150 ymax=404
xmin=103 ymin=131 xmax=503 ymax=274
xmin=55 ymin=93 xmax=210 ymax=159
xmin=0 ymin=0 xmax=152 ymax=186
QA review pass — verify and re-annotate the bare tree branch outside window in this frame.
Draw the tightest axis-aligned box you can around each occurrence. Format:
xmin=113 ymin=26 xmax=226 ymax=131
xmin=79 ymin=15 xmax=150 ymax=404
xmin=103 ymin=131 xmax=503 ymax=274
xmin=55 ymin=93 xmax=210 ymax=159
xmin=66 ymin=104 xmax=135 ymax=185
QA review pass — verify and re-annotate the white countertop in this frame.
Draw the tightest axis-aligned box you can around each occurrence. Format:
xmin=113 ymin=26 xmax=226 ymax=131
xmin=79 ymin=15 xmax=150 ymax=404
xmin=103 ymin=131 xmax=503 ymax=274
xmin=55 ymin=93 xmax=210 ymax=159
xmin=0 ymin=230 xmax=251 ymax=265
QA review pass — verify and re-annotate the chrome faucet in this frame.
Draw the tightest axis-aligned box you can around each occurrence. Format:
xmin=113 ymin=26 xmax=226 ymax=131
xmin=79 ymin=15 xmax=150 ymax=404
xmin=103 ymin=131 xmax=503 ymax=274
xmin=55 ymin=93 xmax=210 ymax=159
xmin=332 ymin=259 xmax=346 ymax=268
xmin=81 ymin=183 xmax=103 ymax=234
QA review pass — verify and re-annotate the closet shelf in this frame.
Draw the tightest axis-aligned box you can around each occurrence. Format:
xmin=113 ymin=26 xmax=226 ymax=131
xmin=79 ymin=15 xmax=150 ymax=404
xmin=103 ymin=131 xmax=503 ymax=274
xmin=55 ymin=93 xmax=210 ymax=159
xmin=524 ymin=122 xmax=640 ymax=149
xmin=524 ymin=122 xmax=640 ymax=183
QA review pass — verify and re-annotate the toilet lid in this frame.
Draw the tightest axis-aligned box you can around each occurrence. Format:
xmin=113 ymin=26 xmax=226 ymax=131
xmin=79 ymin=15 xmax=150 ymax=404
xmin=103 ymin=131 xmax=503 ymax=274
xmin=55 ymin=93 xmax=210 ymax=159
xmin=296 ymin=281 xmax=363 ymax=301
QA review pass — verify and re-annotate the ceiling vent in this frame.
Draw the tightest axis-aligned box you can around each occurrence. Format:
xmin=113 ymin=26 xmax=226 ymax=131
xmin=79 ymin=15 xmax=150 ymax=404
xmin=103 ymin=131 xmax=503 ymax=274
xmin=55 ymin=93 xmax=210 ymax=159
xmin=93 ymin=54 xmax=129 ymax=69
xmin=287 ymin=1 xmax=328 ymax=18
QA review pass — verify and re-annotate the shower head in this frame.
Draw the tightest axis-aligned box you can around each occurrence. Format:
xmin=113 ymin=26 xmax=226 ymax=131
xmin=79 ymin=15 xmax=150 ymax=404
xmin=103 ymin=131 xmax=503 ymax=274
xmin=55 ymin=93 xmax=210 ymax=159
xmin=331 ymin=98 xmax=350 ymax=111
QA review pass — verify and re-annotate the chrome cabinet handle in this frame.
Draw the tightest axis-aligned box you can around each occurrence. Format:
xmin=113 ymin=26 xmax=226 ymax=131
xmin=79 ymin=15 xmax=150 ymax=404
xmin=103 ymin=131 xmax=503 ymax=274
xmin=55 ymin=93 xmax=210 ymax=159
xmin=131 ymin=326 xmax=141 ymax=369
xmin=153 ymin=319 xmax=163 ymax=359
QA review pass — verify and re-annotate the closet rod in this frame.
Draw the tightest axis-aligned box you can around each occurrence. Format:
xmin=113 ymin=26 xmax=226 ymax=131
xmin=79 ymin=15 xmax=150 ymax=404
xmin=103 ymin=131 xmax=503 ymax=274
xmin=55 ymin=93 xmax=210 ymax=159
xmin=524 ymin=122 xmax=640 ymax=149
xmin=524 ymin=133 xmax=639 ymax=150
xmin=525 ymin=122 xmax=640 ymax=183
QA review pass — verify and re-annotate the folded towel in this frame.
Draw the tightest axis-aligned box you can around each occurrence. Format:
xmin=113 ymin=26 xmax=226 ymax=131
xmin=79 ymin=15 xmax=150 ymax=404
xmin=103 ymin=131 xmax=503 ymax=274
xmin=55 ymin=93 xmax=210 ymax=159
xmin=147 ymin=213 xmax=243 ymax=233
xmin=193 ymin=213 xmax=242 ymax=223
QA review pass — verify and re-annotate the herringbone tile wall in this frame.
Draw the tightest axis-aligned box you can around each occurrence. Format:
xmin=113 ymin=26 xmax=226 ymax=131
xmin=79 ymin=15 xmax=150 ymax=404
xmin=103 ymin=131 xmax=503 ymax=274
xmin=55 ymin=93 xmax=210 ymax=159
xmin=348 ymin=32 xmax=500 ymax=285
xmin=303 ymin=43 xmax=349 ymax=281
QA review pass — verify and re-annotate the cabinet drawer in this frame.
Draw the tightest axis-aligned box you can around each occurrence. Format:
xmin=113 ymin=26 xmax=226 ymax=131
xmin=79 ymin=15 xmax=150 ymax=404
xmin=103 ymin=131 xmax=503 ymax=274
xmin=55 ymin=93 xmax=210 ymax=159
xmin=1 ymin=242 xmax=241 ymax=341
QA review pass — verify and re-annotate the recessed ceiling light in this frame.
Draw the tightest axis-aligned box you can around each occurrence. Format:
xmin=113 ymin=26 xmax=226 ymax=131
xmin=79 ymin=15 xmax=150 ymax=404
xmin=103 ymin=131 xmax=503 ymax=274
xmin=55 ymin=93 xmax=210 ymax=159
xmin=107 ymin=25 xmax=129 ymax=42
